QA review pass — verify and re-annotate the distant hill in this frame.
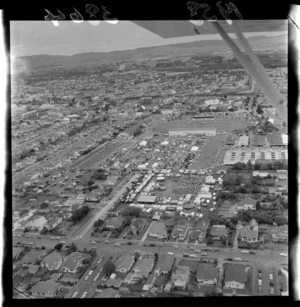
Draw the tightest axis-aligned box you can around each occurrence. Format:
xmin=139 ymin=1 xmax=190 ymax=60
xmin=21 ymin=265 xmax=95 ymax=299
xmin=14 ymin=34 xmax=287 ymax=72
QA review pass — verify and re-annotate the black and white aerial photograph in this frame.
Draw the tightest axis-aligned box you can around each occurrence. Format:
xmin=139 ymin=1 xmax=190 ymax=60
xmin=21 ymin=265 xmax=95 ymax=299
xmin=9 ymin=14 xmax=291 ymax=300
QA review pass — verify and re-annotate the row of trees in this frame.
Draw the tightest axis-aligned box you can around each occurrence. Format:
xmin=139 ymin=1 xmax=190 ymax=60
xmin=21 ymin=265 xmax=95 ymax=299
xmin=237 ymin=210 xmax=287 ymax=225
xmin=232 ymin=160 xmax=287 ymax=171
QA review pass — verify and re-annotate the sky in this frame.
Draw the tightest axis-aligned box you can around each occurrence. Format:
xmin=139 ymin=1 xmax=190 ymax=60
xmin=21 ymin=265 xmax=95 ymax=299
xmin=10 ymin=20 xmax=287 ymax=57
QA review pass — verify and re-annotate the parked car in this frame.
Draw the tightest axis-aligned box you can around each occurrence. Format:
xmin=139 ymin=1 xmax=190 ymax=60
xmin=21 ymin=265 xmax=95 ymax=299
xmin=114 ymin=242 xmax=121 ymax=246
xmin=249 ymin=251 xmax=256 ymax=254
xmin=241 ymin=250 xmax=249 ymax=254
xmin=258 ymin=279 xmax=262 ymax=286
xmin=81 ymin=292 xmax=88 ymax=298
xmin=173 ymin=245 xmax=178 ymax=248
xmin=269 ymin=274 xmax=273 ymax=280
xmin=189 ymin=254 xmax=197 ymax=258
xmin=234 ymin=258 xmax=242 ymax=261
xmin=194 ymin=249 xmax=201 ymax=253
xmin=149 ymin=244 xmax=156 ymax=247
xmin=72 ymin=292 xmax=78 ymax=298
xmin=280 ymin=253 xmax=287 ymax=257
xmin=201 ymin=252 xmax=207 ymax=256
xmin=105 ymin=240 xmax=110 ymax=244
xmin=84 ymin=276 xmax=89 ymax=281
xmin=270 ymin=287 xmax=274 ymax=294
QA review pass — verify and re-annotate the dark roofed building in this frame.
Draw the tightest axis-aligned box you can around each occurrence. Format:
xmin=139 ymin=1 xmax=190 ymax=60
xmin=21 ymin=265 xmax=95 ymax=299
xmin=224 ymin=264 xmax=247 ymax=290
xmin=31 ymin=280 xmax=61 ymax=298
xmin=196 ymin=265 xmax=219 ymax=285
xmin=155 ymin=254 xmax=174 ymax=276
xmin=252 ymin=135 xmax=266 ymax=147
xmin=268 ymin=132 xmax=283 ymax=146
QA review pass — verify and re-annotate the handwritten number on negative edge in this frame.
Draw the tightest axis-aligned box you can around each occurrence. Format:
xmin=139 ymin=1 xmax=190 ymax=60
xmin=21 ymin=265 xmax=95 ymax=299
xmin=70 ymin=8 xmax=84 ymax=23
xmin=86 ymin=4 xmax=101 ymax=26
xmin=44 ymin=9 xmax=66 ymax=27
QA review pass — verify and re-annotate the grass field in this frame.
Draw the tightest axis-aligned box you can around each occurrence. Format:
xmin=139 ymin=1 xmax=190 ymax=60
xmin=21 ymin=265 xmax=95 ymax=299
xmin=189 ymin=135 xmax=224 ymax=170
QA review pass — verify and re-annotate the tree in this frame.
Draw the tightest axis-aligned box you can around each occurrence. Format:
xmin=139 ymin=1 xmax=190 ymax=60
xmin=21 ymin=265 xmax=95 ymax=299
xmin=246 ymin=160 xmax=253 ymax=170
xmin=102 ymin=261 xmax=116 ymax=277
xmin=93 ymin=219 xmax=105 ymax=228
xmin=69 ymin=242 xmax=78 ymax=253
xmin=54 ymin=243 xmax=63 ymax=251
xmin=71 ymin=206 xmax=90 ymax=224
xmin=40 ymin=227 xmax=48 ymax=235
xmin=267 ymin=163 xmax=274 ymax=170
xmin=253 ymin=163 xmax=261 ymax=170
xmin=252 ymin=187 xmax=261 ymax=194
xmin=272 ymin=215 xmax=287 ymax=225
xmin=82 ymin=258 xmax=91 ymax=266
xmin=123 ymin=207 xmax=141 ymax=218
xmin=40 ymin=202 xmax=48 ymax=209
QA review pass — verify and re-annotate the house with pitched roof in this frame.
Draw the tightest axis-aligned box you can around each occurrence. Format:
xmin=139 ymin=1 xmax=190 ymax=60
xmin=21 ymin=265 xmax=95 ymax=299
xmin=129 ymin=218 xmax=146 ymax=235
xmin=224 ymin=264 xmax=247 ymax=289
xmin=148 ymin=221 xmax=167 ymax=239
xmin=61 ymin=252 xmax=85 ymax=273
xmin=172 ymin=223 xmax=189 ymax=241
xmin=31 ymin=280 xmax=61 ymax=298
xmin=210 ymin=225 xmax=228 ymax=241
xmin=239 ymin=228 xmax=258 ymax=243
xmin=105 ymin=216 xmax=124 ymax=230
xmin=196 ymin=265 xmax=219 ymax=285
xmin=115 ymin=254 xmax=135 ymax=273
xmin=19 ymin=249 xmax=48 ymax=267
xmin=236 ymin=197 xmax=257 ymax=211
xmin=132 ymin=257 xmax=155 ymax=281
xmin=155 ymin=254 xmax=174 ymax=276
xmin=41 ymin=251 xmax=63 ymax=271
xmin=171 ymin=266 xmax=190 ymax=290
xmin=272 ymin=225 xmax=288 ymax=243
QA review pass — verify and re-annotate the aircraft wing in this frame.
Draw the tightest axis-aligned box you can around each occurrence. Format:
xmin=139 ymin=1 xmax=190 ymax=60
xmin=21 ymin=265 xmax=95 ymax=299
xmin=132 ymin=20 xmax=287 ymax=38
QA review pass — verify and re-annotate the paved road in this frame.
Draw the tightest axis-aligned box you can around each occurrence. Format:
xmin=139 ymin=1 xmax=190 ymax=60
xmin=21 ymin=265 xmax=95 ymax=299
xmin=14 ymin=235 xmax=288 ymax=267
xmin=72 ymin=173 xmax=140 ymax=240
